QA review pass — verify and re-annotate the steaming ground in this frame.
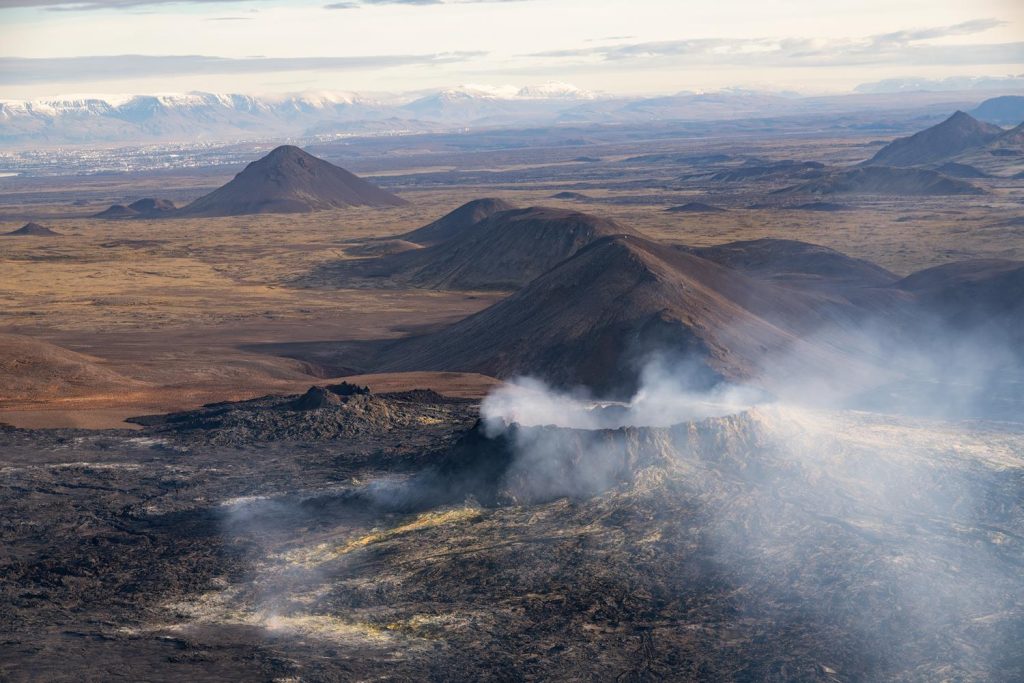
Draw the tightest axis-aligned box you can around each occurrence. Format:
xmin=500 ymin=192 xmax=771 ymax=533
xmin=479 ymin=362 xmax=767 ymax=431
xmin=4 ymin=381 xmax=1021 ymax=680
xmin=161 ymin=405 xmax=1024 ymax=680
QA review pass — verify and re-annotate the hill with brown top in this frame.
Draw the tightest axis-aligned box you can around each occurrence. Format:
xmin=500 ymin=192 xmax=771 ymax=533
xmin=400 ymin=198 xmax=515 ymax=245
xmin=4 ymin=222 xmax=60 ymax=236
xmin=177 ymin=145 xmax=407 ymax=217
xmin=0 ymin=333 xmax=142 ymax=403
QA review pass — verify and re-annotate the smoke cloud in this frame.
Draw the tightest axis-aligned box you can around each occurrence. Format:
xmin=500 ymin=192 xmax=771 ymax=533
xmin=469 ymin=306 xmax=1024 ymax=678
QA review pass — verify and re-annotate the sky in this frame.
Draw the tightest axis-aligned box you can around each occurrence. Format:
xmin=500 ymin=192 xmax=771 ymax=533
xmin=0 ymin=0 xmax=1022 ymax=99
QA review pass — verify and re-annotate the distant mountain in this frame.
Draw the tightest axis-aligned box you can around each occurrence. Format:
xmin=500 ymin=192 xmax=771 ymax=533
xmin=0 ymin=87 xmax=1004 ymax=148
xmin=127 ymin=198 xmax=176 ymax=214
xmin=550 ymin=192 xmax=592 ymax=200
xmin=709 ymin=160 xmax=826 ymax=183
xmin=329 ymin=205 xmax=637 ymax=291
xmin=92 ymin=204 xmax=139 ymax=219
xmin=94 ymin=197 xmax=176 ymax=219
xmin=867 ymin=111 xmax=1004 ymax=167
xmin=400 ymin=84 xmax=597 ymax=124
xmin=516 ymin=82 xmax=595 ymax=100
xmin=178 ymin=145 xmax=407 ymax=217
xmin=3 ymin=222 xmax=60 ymax=236
xmin=792 ymin=202 xmax=850 ymax=212
xmin=665 ymin=202 xmax=726 ymax=213
xmin=0 ymin=85 xmax=606 ymax=146
xmin=855 ymin=76 xmax=1024 ymax=94
xmin=777 ymin=166 xmax=985 ymax=196
xmin=969 ymin=95 xmax=1024 ymax=126
xmin=0 ymin=91 xmax=393 ymax=146
xmin=593 ymin=90 xmax=798 ymax=122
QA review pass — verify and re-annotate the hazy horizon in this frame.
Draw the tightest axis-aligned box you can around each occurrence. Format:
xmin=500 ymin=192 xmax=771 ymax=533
xmin=1 ymin=0 xmax=1022 ymax=100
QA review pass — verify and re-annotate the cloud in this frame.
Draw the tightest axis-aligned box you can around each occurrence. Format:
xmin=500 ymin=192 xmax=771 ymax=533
xmin=527 ymin=19 xmax=1022 ymax=68
xmin=0 ymin=0 xmax=528 ymax=11
xmin=0 ymin=0 xmax=249 ymax=9
xmin=0 ymin=52 xmax=486 ymax=84
xmin=325 ymin=0 xmax=524 ymax=8
xmin=867 ymin=18 xmax=1006 ymax=49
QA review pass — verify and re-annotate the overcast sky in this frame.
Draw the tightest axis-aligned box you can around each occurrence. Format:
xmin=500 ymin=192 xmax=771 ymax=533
xmin=0 ymin=0 xmax=1022 ymax=99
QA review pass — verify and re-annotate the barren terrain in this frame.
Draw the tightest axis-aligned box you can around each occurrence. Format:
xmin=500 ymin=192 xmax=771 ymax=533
xmin=2 ymin=127 xmax=1023 ymax=426
xmin=2 ymin=120 xmax=1023 ymax=681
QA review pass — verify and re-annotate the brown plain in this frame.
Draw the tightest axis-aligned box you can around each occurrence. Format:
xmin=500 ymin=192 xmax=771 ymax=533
xmin=2 ymin=131 xmax=1023 ymax=427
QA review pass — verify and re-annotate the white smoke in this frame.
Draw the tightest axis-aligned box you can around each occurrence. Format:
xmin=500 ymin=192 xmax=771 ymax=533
xmin=481 ymin=356 xmax=766 ymax=434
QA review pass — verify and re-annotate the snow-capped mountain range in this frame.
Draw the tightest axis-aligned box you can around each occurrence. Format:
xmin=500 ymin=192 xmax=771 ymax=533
xmin=0 ymin=83 xmax=603 ymax=146
xmin=0 ymin=82 xmax=1018 ymax=148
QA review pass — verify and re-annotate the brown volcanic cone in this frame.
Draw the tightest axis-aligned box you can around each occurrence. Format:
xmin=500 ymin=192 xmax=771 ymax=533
xmin=335 ymin=205 xmax=641 ymax=291
xmin=868 ymin=111 xmax=1003 ymax=167
xmin=4 ymin=222 xmax=60 ymax=236
xmin=128 ymin=198 xmax=176 ymax=214
xmin=0 ymin=333 xmax=140 ymax=403
xmin=178 ymin=145 xmax=407 ymax=217
xmin=371 ymin=234 xmax=857 ymax=395
xmin=401 ymin=198 xmax=515 ymax=245
xmin=665 ymin=202 xmax=726 ymax=213
xmin=92 ymin=204 xmax=139 ymax=219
